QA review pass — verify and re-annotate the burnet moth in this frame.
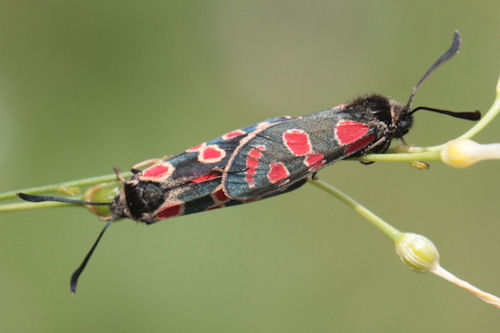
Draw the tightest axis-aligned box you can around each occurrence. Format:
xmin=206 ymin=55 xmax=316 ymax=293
xmin=18 ymin=31 xmax=480 ymax=293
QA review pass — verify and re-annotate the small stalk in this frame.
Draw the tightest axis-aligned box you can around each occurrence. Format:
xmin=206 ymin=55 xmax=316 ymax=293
xmin=308 ymin=178 xmax=500 ymax=309
xmin=308 ymin=178 xmax=402 ymax=242
xmin=0 ymin=172 xmax=131 ymax=201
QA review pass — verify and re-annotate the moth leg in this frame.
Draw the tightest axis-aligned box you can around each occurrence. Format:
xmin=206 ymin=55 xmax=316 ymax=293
xmin=130 ymin=156 xmax=172 ymax=173
xmin=311 ymin=172 xmax=319 ymax=180
xmin=131 ymin=158 xmax=162 ymax=172
xmin=113 ymin=166 xmax=126 ymax=182
xmin=358 ymin=137 xmax=389 ymax=165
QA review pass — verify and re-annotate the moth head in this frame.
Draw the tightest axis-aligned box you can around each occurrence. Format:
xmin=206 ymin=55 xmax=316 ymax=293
xmin=388 ymin=100 xmax=413 ymax=139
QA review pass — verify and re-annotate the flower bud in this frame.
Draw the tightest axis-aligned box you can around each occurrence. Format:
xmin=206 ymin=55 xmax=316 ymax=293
xmin=441 ymin=139 xmax=500 ymax=168
xmin=83 ymin=181 xmax=121 ymax=218
xmin=394 ymin=145 xmax=429 ymax=170
xmin=395 ymin=233 xmax=439 ymax=272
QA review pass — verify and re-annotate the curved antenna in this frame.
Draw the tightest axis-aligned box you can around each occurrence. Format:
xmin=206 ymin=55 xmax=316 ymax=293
xmin=405 ymin=30 xmax=462 ymax=111
xmin=411 ymin=106 xmax=481 ymax=120
xmin=70 ymin=216 xmax=116 ymax=294
xmin=17 ymin=192 xmax=111 ymax=206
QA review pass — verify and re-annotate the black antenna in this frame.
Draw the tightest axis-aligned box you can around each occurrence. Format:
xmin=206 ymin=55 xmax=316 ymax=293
xmin=410 ymin=106 xmax=480 ymax=120
xmin=17 ymin=193 xmax=111 ymax=206
xmin=70 ymin=216 xmax=115 ymax=294
xmin=405 ymin=30 xmax=461 ymax=111
xmin=17 ymin=192 xmax=115 ymax=293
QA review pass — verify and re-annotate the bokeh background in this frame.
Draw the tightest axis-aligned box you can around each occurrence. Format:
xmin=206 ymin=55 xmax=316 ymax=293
xmin=0 ymin=1 xmax=499 ymax=332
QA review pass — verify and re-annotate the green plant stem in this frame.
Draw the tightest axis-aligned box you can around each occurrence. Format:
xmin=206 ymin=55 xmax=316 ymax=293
xmin=308 ymin=178 xmax=402 ymax=242
xmin=0 ymin=172 xmax=132 ymax=201
xmin=1 ymin=78 xmax=499 ymax=213
xmin=0 ymin=201 xmax=77 ymax=212
xmin=355 ymin=150 xmax=441 ymax=163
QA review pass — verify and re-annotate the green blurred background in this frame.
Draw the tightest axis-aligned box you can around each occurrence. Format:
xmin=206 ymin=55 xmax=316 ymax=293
xmin=0 ymin=1 xmax=499 ymax=332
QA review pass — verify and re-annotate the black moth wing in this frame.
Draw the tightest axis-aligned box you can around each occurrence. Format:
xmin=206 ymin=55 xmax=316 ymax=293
xmin=222 ymin=106 xmax=387 ymax=201
xmin=122 ymin=116 xmax=294 ymax=222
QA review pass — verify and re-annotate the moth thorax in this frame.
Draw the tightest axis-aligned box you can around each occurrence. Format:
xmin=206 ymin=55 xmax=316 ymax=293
xmin=123 ymin=181 xmax=164 ymax=219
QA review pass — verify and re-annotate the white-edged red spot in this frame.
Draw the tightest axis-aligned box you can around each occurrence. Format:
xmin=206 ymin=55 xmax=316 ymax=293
xmin=141 ymin=162 xmax=174 ymax=179
xmin=267 ymin=162 xmax=290 ymax=184
xmin=186 ymin=143 xmax=205 ymax=152
xmin=248 ymin=147 xmax=262 ymax=159
xmin=222 ymin=129 xmax=245 ymax=140
xmin=245 ymin=175 xmax=255 ymax=187
xmin=211 ymin=186 xmax=230 ymax=204
xmin=333 ymin=103 xmax=349 ymax=110
xmin=335 ymin=121 xmax=370 ymax=145
xmin=197 ymin=144 xmax=226 ymax=164
xmin=192 ymin=171 xmax=220 ymax=183
xmin=246 ymin=156 xmax=259 ymax=168
xmin=304 ymin=153 xmax=325 ymax=170
xmin=346 ymin=135 xmax=375 ymax=155
xmin=245 ymin=146 xmax=265 ymax=188
xmin=157 ymin=203 xmax=184 ymax=220
xmin=282 ymin=129 xmax=312 ymax=156
xmin=207 ymin=204 xmax=224 ymax=211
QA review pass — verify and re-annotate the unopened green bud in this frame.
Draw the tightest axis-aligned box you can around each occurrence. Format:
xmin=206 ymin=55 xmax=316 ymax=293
xmin=395 ymin=233 xmax=439 ymax=272
xmin=83 ymin=181 xmax=121 ymax=218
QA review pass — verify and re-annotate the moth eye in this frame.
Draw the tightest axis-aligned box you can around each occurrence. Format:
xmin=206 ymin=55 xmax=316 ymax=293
xmin=141 ymin=183 xmax=164 ymax=208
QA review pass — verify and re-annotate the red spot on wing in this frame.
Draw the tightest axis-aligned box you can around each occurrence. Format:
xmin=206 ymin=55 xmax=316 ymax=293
xmin=198 ymin=145 xmax=226 ymax=164
xmin=246 ymin=167 xmax=256 ymax=176
xmin=245 ymin=175 xmax=255 ymax=186
xmin=207 ymin=204 xmax=223 ymax=210
xmin=333 ymin=103 xmax=349 ymax=110
xmin=222 ymin=129 xmax=245 ymax=140
xmin=335 ymin=121 xmax=370 ymax=145
xmin=157 ymin=204 xmax=184 ymax=219
xmin=192 ymin=171 xmax=220 ymax=183
xmin=141 ymin=162 xmax=174 ymax=179
xmin=246 ymin=157 xmax=259 ymax=168
xmin=143 ymin=164 xmax=169 ymax=177
xmin=187 ymin=143 xmax=204 ymax=152
xmin=248 ymin=148 xmax=262 ymax=159
xmin=345 ymin=135 xmax=375 ymax=155
xmin=304 ymin=153 xmax=325 ymax=170
xmin=267 ymin=163 xmax=290 ymax=183
xmin=212 ymin=187 xmax=229 ymax=203
xmin=203 ymin=147 xmax=222 ymax=159
xmin=282 ymin=129 xmax=312 ymax=156
xmin=245 ymin=147 xmax=265 ymax=188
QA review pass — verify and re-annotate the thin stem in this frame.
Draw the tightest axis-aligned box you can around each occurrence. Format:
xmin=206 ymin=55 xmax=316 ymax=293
xmin=0 ymin=172 xmax=132 ymax=201
xmin=0 ymin=201 xmax=78 ymax=212
xmin=354 ymin=150 xmax=441 ymax=163
xmin=431 ymin=265 xmax=500 ymax=308
xmin=308 ymin=178 xmax=402 ymax=242
xmin=1 ymin=78 xmax=499 ymax=210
